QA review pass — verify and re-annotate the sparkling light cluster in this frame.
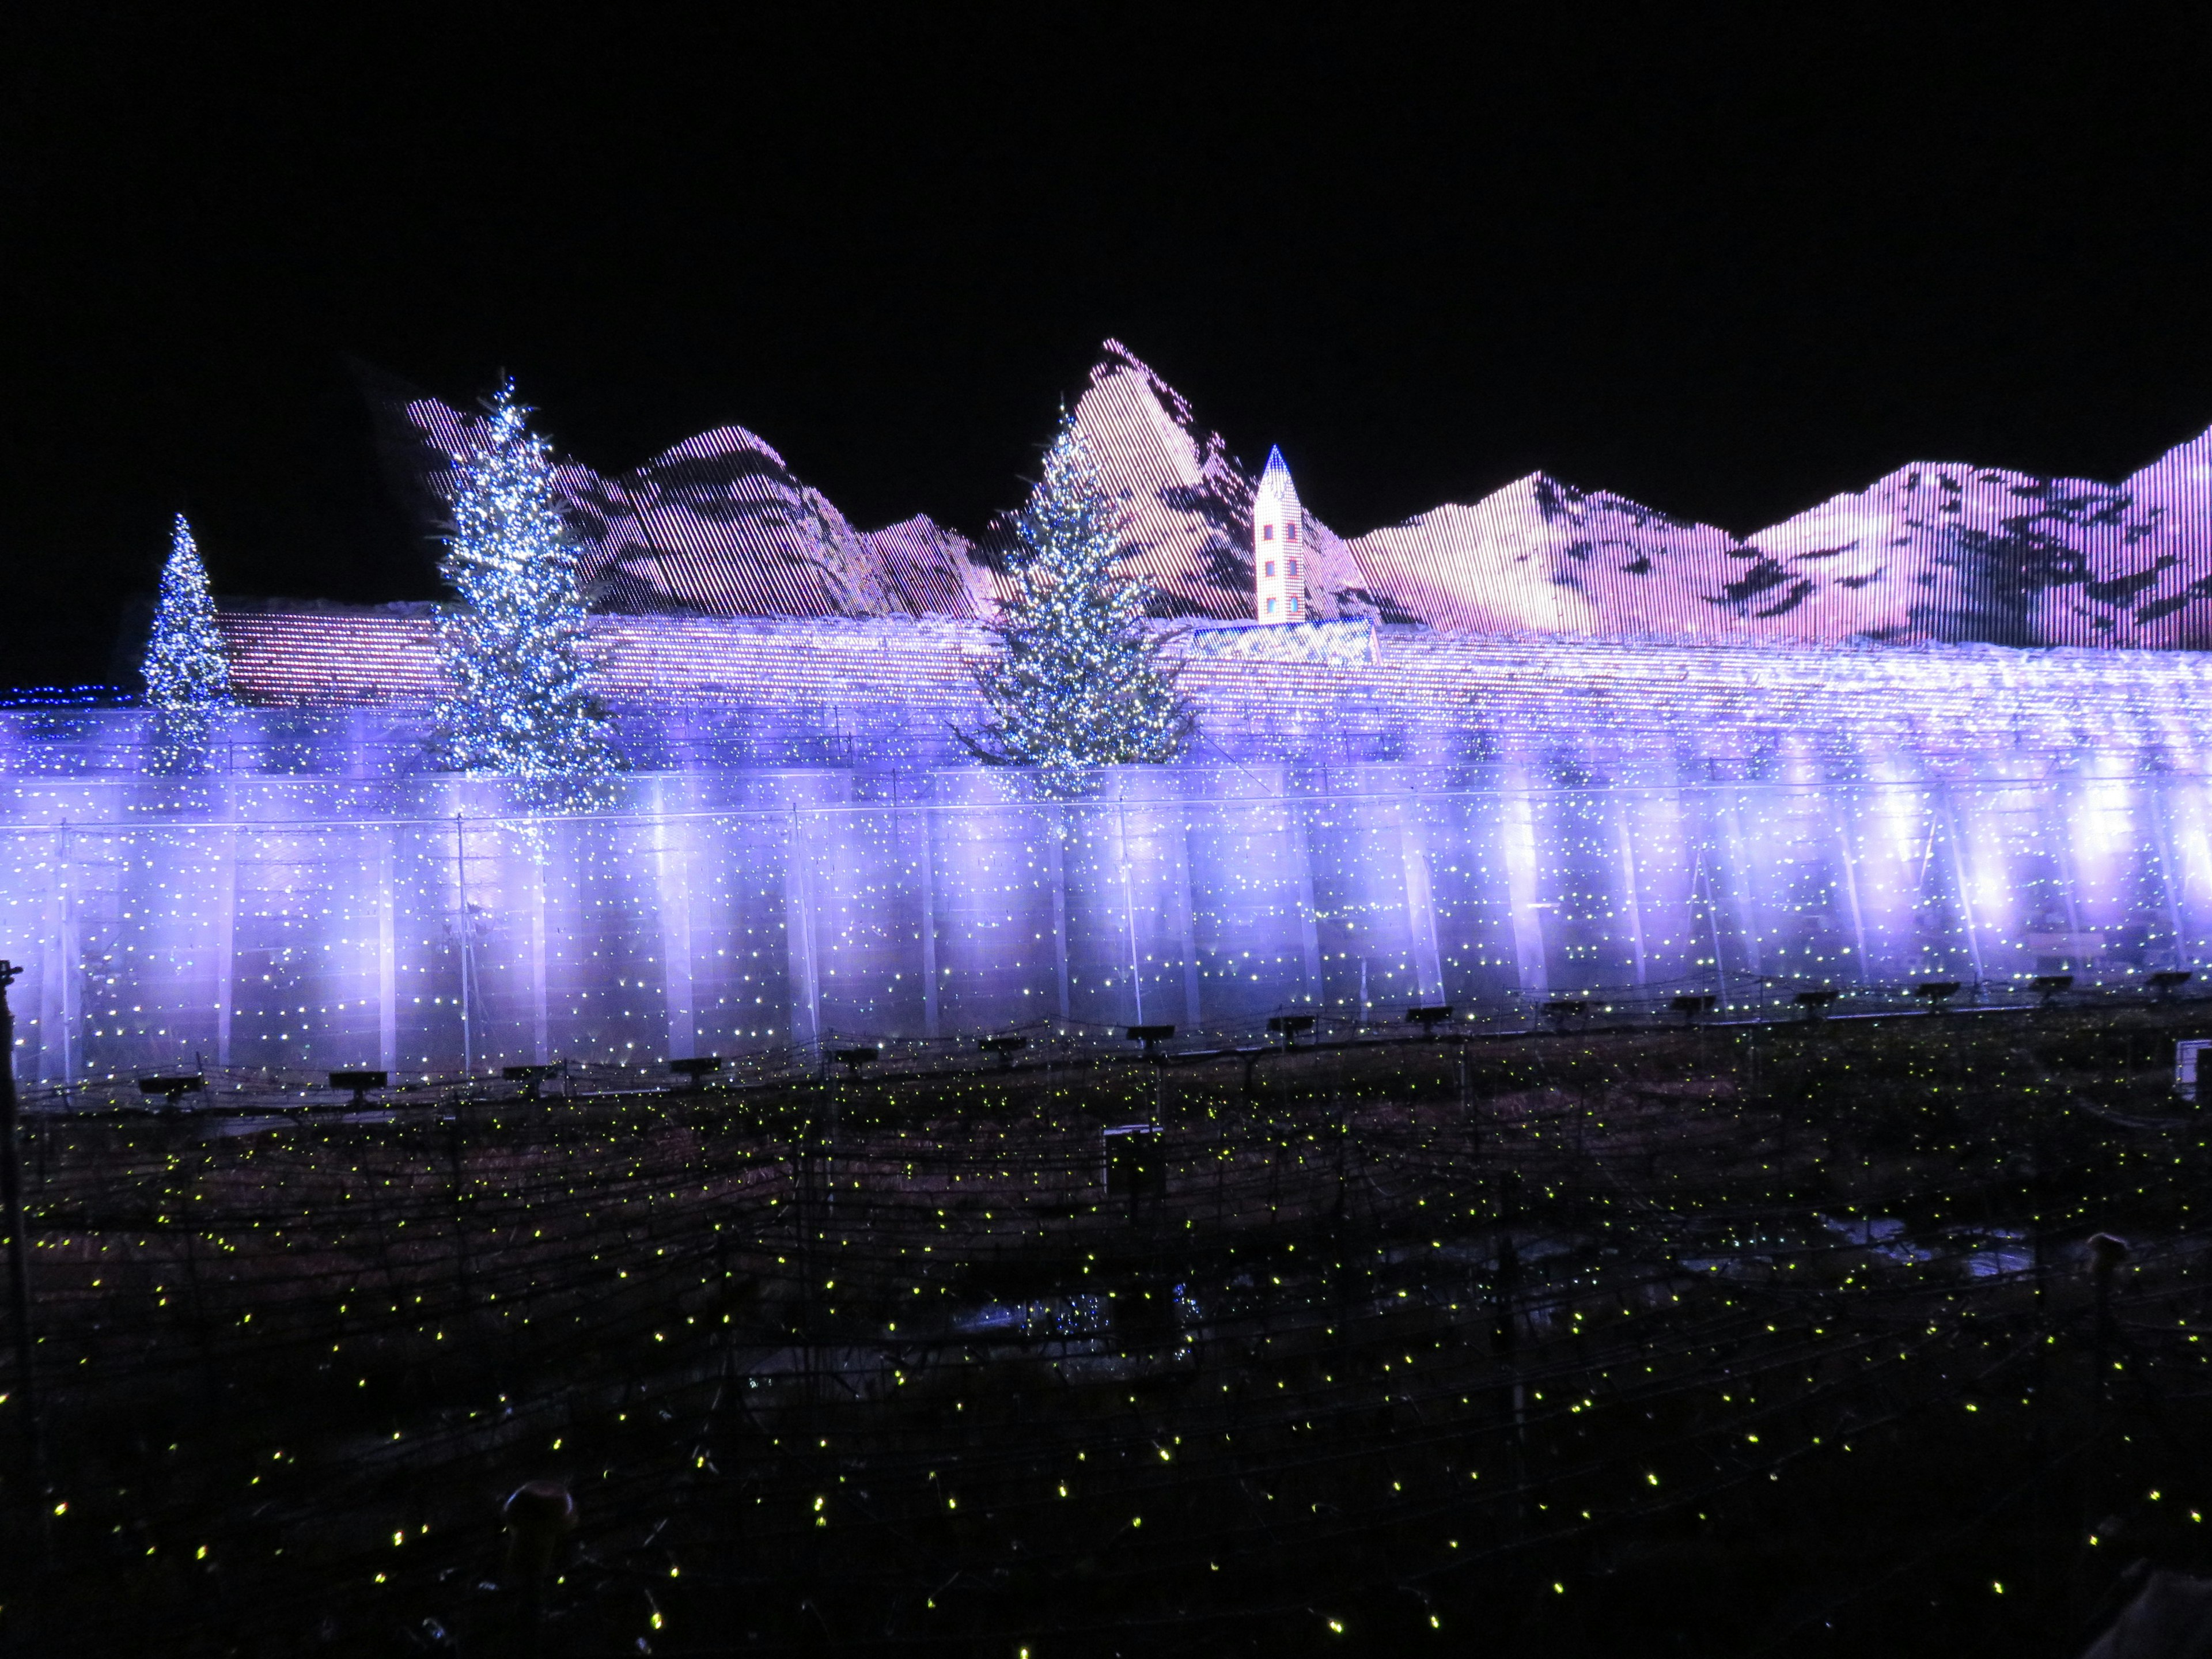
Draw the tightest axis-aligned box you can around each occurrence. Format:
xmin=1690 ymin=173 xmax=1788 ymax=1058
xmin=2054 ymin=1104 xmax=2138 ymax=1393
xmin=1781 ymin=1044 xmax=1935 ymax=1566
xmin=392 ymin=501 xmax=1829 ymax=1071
xmin=140 ymin=514 xmax=232 ymax=772
xmin=961 ymin=412 xmax=1192 ymax=790
xmin=432 ymin=382 xmax=619 ymax=785
xmin=16 ymin=1016 xmax=2207 ymax=1651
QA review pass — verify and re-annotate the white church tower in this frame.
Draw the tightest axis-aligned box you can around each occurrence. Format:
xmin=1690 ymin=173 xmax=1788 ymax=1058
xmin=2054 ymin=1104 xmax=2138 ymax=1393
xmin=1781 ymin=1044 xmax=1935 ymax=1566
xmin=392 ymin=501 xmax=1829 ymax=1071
xmin=1252 ymin=446 xmax=1306 ymax=623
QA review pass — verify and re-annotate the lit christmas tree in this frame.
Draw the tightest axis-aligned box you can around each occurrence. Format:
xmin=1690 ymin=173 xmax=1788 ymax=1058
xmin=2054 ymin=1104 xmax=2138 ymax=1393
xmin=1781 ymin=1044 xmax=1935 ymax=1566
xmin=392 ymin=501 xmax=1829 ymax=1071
xmin=141 ymin=513 xmax=232 ymax=771
xmin=432 ymin=381 xmax=620 ymax=786
xmin=962 ymin=411 xmax=1192 ymax=789
xmin=142 ymin=513 xmax=233 ymax=710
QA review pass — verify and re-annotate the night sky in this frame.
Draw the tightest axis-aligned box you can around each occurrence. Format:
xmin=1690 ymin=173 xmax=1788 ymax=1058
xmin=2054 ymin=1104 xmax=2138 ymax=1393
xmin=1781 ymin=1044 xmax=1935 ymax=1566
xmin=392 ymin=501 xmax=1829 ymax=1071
xmin=9 ymin=7 xmax=2212 ymax=689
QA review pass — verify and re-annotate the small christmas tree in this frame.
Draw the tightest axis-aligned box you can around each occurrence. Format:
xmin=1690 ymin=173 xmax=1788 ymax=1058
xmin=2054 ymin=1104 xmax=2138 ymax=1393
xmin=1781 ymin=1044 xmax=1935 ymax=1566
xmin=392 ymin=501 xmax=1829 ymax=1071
xmin=141 ymin=514 xmax=232 ymax=772
xmin=961 ymin=411 xmax=1192 ymax=790
xmin=432 ymin=381 xmax=620 ymax=786
xmin=142 ymin=513 xmax=233 ymax=710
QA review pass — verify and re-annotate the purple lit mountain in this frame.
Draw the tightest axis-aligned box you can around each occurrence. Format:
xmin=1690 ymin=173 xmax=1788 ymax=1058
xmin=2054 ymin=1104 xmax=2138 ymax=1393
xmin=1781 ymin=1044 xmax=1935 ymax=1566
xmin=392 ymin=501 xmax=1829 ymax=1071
xmin=373 ymin=343 xmax=2212 ymax=649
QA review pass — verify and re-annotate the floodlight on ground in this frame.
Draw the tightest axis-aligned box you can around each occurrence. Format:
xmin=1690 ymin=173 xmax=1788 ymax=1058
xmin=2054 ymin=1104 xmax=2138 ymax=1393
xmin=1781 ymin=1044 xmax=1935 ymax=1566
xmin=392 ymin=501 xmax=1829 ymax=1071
xmin=1126 ymin=1024 xmax=1175 ymax=1059
xmin=137 ymin=1075 xmax=204 ymax=1104
xmin=328 ymin=1069 xmax=388 ymax=1107
xmin=977 ymin=1035 xmax=1027 ymax=1070
xmin=503 ymin=1063 xmax=563 ymax=1101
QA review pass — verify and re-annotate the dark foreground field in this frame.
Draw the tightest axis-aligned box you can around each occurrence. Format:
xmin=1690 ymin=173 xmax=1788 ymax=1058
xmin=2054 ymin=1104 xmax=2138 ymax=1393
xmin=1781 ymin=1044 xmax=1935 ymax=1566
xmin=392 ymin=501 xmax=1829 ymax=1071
xmin=4 ymin=1007 xmax=2212 ymax=1657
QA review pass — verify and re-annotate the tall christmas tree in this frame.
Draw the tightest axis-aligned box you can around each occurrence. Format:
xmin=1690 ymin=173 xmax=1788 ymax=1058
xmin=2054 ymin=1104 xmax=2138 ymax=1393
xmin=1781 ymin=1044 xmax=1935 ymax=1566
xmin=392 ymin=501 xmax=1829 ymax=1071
xmin=961 ymin=411 xmax=1192 ymax=790
xmin=141 ymin=514 xmax=232 ymax=771
xmin=432 ymin=381 xmax=620 ymax=785
xmin=142 ymin=513 xmax=233 ymax=711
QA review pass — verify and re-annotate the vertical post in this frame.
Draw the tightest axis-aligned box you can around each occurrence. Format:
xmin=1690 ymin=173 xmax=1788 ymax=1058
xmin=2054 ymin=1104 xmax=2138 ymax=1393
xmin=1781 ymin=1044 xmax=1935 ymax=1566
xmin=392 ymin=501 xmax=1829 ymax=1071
xmin=2054 ymin=782 xmax=2087 ymax=944
xmin=1047 ymin=804 xmax=1070 ymax=1025
xmin=2150 ymin=779 xmax=2190 ymax=972
xmin=50 ymin=823 xmax=79 ymax=1089
xmin=1501 ymin=772 xmax=1548 ymax=1002
xmin=214 ymin=819 xmax=237 ymax=1072
xmin=1697 ymin=851 xmax=1730 ymax=1014
xmin=1293 ymin=794 xmax=1323 ymax=1008
xmin=1397 ymin=796 xmax=1445 ymax=1003
xmin=1715 ymin=792 xmax=1764 ymax=996
xmin=655 ymin=795 xmax=696 ymax=1065
xmin=0 ymin=960 xmax=38 ymax=1485
xmin=1938 ymin=789 xmax=1986 ymax=993
xmin=57 ymin=827 xmax=81 ymax=1097
xmin=1174 ymin=798 xmax=1203 ymax=1030
xmin=35 ymin=827 xmax=65 ymax=1087
xmin=1118 ymin=799 xmax=1145 ymax=1027
xmin=1832 ymin=794 xmax=1871 ymax=986
xmin=454 ymin=815 xmax=474 ymax=1080
xmin=529 ymin=859 xmax=550 ymax=1066
xmin=1612 ymin=798 xmax=1647 ymax=988
xmin=919 ymin=804 xmax=941 ymax=1040
xmin=376 ymin=828 xmax=398 ymax=1074
xmin=784 ymin=804 xmax=822 ymax=1063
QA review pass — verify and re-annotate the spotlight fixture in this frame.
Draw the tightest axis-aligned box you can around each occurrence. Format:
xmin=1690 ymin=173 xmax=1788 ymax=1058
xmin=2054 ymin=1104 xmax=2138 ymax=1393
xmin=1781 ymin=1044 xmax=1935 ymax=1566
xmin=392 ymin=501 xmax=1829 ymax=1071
xmin=503 ymin=1063 xmax=563 ymax=1101
xmin=977 ymin=1035 xmax=1027 ymax=1070
xmin=328 ymin=1069 xmax=388 ymax=1107
xmin=137 ymin=1075 xmax=205 ymax=1105
xmin=1126 ymin=1025 xmax=1176 ymax=1060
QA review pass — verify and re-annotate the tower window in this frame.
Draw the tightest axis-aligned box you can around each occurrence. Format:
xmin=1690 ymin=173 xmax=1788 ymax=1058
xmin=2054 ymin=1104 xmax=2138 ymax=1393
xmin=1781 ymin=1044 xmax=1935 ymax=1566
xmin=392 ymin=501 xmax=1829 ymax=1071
xmin=1286 ymin=558 xmax=1300 ymax=577
xmin=1262 ymin=524 xmax=1274 ymax=541
xmin=1264 ymin=559 xmax=1275 ymax=578
xmin=1266 ymin=597 xmax=1278 ymax=615
xmin=1289 ymin=596 xmax=1302 ymax=614
xmin=1286 ymin=523 xmax=1299 ymax=543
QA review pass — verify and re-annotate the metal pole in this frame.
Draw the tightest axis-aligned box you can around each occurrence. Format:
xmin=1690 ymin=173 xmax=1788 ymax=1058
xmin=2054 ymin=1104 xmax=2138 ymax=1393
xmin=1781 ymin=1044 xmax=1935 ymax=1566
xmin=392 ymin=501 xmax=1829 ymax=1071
xmin=0 ymin=960 xmax=40 ymax=1483
xmin=454 ymin=813 xmax=474 ymax=1080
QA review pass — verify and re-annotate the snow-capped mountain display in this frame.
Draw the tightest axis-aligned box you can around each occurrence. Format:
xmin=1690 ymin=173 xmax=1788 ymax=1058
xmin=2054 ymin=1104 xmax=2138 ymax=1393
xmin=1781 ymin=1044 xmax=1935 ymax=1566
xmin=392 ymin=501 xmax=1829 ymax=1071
xmin=372 ymin=343 xmax=2212 ymax=649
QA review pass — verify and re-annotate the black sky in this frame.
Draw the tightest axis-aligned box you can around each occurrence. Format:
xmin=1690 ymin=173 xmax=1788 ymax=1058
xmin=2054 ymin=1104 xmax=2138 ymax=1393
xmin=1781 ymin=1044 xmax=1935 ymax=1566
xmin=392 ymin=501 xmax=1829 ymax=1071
xmin=8 ymin=6 xmax=2212 ymax=688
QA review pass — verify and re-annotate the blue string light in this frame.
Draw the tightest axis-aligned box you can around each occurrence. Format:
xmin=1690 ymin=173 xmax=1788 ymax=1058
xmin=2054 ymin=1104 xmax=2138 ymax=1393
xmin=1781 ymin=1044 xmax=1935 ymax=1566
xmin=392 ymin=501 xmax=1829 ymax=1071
xmin=432 ymin=381 xmax=621 ymax=787
xmin=960 ymin=411 xmax=1192 ymax=791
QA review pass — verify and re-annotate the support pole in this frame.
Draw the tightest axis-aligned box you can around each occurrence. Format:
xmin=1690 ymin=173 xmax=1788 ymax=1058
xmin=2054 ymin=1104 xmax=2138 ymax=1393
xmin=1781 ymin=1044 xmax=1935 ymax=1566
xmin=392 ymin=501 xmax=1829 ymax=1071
xmin=0 ymin=960 xmax=40 ymax=1488
xmin=1047 ymin=803 xmax=1070 ymax=1025
xmin=454 ymin=815 xmax=479 ymax=1079
xmin=376 ymin=828 xmax=399 ymax=1073
xmin=919 ymin=804 xmax=942 ymax=1040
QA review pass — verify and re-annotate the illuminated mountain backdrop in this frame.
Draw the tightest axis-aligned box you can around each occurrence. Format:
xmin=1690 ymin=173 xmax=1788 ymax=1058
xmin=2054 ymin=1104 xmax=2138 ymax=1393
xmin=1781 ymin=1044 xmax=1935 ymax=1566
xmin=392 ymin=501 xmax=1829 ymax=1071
xmin=372 ymin=343 xmax=2212 ymax=649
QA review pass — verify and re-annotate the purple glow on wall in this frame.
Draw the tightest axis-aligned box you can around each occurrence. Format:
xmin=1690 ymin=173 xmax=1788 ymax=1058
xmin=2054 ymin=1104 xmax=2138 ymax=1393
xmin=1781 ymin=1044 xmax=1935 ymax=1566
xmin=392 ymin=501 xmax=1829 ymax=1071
xmin=8 ymin=614 xmax=2212 ymax=1084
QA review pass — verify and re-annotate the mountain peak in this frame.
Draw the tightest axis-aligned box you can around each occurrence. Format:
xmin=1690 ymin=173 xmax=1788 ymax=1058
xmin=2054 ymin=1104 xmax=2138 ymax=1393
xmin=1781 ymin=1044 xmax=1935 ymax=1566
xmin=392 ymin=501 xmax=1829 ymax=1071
xmin=365 ymin=358 xmax=2212 ymax=649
